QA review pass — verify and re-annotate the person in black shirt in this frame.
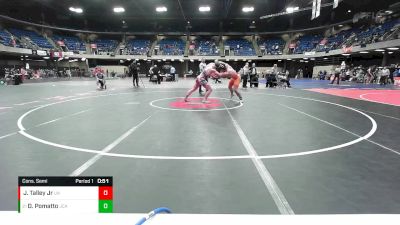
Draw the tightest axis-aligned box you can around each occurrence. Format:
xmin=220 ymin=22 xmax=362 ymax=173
xmin=151 ymin=64 xmax=161 ymax=84
xmin=249 ymin=63 xmax=257 ymax=88
xmin=129 ymin=61 xmax=139 ymax=87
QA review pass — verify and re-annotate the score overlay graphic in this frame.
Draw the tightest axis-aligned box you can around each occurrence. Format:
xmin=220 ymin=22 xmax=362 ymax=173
xmin=18 ymin=177 xmax=113 ymax=213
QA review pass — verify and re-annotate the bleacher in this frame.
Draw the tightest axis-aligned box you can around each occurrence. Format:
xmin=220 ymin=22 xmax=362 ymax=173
xmin=323 ymin=29 xmax=355 ymax=51
xmin=0 ymin=18 xmax=399 ymax=56
xmin=319 ymin=20 xmax=400 ymax=51
xmin=125 ymin=39 xmax=151 ymax=55
xmin=293 ymin=35 xmax=323 ymax=54
xmin=0 ymin=29 xmax=19 ymax=48
xmin=158 ymin=38 xmax=185 ymax=55
xmin=9 ymin=28 xmax=53 ymax=49
xmin=225 ymin=39 xmax=256 ymax=56
xmin=92 ymin=39 xmax=118 ymax=54
xmin=194 ymin=39 xmax=219 ymax=56
xmin=258 ymin=38 xmax=285 ymax=55
xmin=355 ymin=19 xmax=400 ymax=44
xmin=53 ymin=35 xmax=86 ymax=52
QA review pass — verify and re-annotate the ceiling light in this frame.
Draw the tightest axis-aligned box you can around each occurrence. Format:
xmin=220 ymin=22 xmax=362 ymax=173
xmin=388 ymin=52 xmax=394 ymax=54
xmin=242 ymin=7 xmax=254 ymax=12
xmin=156 ymin=6 xmax=167 ymax=12
xmin=69 ymin=7 xmax=83 ymax=13
xmin=374 ymin=49 xmax=385 ymax=52
xmin=387 ymin=47 xmax=399 ymax=50
xmin=323 ymin=57 xmax=328 ymax=60
xmin=113 ymin=7 xmax=125 ymax=13
xmin=360 ymin=51 xmax=369 ymax=54
xmin=286 ymin=58 xmax=292 ymax=60
xmin=199 ymin=6 xmax=210 ymax=12
xmin=338 ymin=24 xmax=343 ymax=27
xmin=278 ymin=60 xmax=282 ymax=62
xmin=348 ymin=10 xmax=351 ymax=13
xmin=286 ymin=7 xmax=299 ymax=13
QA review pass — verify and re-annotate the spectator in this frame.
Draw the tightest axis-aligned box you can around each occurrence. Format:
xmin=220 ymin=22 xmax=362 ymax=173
xmin=380 ymin=66 xmax=390 ymax=85
xmin=365 ymin=66 xmax=374 ymax=84
xmin=250 ymin=63 xmax=257 ymax=88
xmin=318 ymin=71 xmax=324 ymax=80
xmin=330 ymin=66 xmax=341 ymax=85
xmin=389 ymin=67 xmax=396 ymax=84
xmin=278 ymin=71 xmax=291 ymax=88
xmin=242 ymin=63 xmax=250 ymax=88
xmin=151 ymin=64 xmax=161 ymax=84
xmin=393 ymin=68 xmax=399 ymax=77
xmin=170 ymin=66 xmax=177 ymax=82
xmin=129 ymin=61 xmax=139 ymax=87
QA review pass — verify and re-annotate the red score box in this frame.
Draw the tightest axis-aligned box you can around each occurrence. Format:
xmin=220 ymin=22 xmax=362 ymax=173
xmin=99 ymin=186 xmax=113 ymax=200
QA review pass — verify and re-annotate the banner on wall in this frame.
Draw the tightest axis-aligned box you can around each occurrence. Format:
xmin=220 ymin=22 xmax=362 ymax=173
xmin=63 ymin=52 xmax=74 ymax=57
xmin=305 ymin=51 xmax=316 ymax=56
xmin=316 ymin=0 xmax=321 ymax=18
xmin=312 ymin=0 xmax=316 ymax=20
xmin=32 ymin=50 xmax=48 ymax=56
xmin=311 ymin=0 xmax=321 ymax=20
xmin=50 ymin=51 xmax=74 ymax=58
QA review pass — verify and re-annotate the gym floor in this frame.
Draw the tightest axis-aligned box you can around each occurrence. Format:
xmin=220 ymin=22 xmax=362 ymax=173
xmin=0 ymin=78 xmax=399 ymax=214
